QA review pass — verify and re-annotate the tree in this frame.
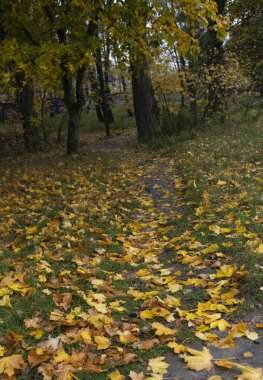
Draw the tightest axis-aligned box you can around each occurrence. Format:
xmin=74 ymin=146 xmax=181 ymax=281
xmin=227 ymin=0 xmax=263 ymax=95
xmin=108 ymin=0 xmax=229 ymax=142
xmin=43 ymin=2 xmax=98 ymax=154
xmin=0 ymin=1 xmax=42 ymax=152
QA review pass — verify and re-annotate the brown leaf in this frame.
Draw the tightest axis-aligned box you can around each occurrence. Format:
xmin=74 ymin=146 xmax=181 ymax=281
xmin=28 ymin=348 xmax=50 ymax=367
xmin=133 ymin=338 xmax=159 ymax=350
xmin=24 ymin=315 xmax=43 ymax=329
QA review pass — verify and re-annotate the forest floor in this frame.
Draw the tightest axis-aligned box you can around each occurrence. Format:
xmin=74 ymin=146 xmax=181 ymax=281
xmin=0 ymin=121 xmax=262 ymax=380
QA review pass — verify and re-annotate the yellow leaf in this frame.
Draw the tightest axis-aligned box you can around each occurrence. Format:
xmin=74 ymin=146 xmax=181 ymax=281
xmin=151 ymin=322 xmax=176 ymax=336
xmin=108 ymin=370 xmax=124 ymax=380
xmin=0 ymin=295 xmax=12 ymax=308
xmin=245 ymin=331 xmax=259 ymax=341
xmin=215 ymin=360 xmax=235 ymax=369
xmin=257 ymin=244 xmax=263 ymax=254
xmin=244 ymin=352 xmax=254 ymax=358
xmin=182 ymin=347 xmax=213 ymax=371
xmin=217 ymin=180 xmax=227 ymax=186
xmin=167 ymin=283 xmax=182 ymax=293
xmin=94 ymin=303 xmax=108 ymax=314
xmin=79 ymin=329 xmax=92 ymax=344
xmin=9 ymin=284 xmax=33 ymax=295
xmin=94 ymin=336 xmax=111 ymax=350
xmin=210 ymin=319 xmax=230 ymax=331
xmin=148 ymin=357 xmax=169 ymax=374
xmin=235 ymin=363 xmax=263 ymax=380
xmin=214 ymin=265 xmax=236 ymax=278
xmin=0 ymin=355 xmax=25 ymax=377
xmin=0 ymin=346 xmax=5 ymax=357
xmin=167 ymin=341 xmax=187 ymax=353
xmin=201 ymin=244 xmax=219 ymax=255
xmin=164 ymin=295 xmax=181 ymax=308
xmin=53 ymin=349 xmax=70 ymax=364
xmin=38 ymin=274 xmax=47 ymax=283
xmin=209 ymin=225 xmax=221 ymax=235
xmin=29 ymin=329 xmax=45 ymax=339
xmin=129 ymin=371 xmax=145 ymax=380
xmin=119 ymin=331 xmax=138 ymax=344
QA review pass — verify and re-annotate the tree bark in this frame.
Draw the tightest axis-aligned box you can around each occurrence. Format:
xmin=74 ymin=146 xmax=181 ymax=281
xmin=95 ymin=46 xmax=113 ymax=136
xmin=205 ymin=0 xmax=227 ymax=115
xmin=18 ymin=80 xmax=41 ymax=152
xmin=131 ymin=56 xmax=160 ymax=142
xmin=62 ymin=65 xmax=85 ymax=155
xmin=67 ymin=105 xmax=81 ymax=154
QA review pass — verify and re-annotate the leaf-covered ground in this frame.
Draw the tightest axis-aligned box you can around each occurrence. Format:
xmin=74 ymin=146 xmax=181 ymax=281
xmin=0 ymin=122 xmax=262 ymax=380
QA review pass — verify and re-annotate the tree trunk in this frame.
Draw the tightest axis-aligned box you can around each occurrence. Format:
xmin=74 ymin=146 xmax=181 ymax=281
xmin=67 ymin=105 xmax=81 ymax=154
xmin=19 ymin=81 xmax=41 ymax=152
xmin=131 ymin=57 xmax=160 ymax=142
xmin=205 ymin=0 xmax=226 ymax=115
xmin=96 ymin=55 xmax=112 ymax=137
xmin=95 ymin=105 xmax=104 ymax=122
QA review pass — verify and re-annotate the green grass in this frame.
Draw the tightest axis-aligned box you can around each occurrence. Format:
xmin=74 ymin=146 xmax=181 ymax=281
xmin=154 ymin=106 xmax=263 ymax=312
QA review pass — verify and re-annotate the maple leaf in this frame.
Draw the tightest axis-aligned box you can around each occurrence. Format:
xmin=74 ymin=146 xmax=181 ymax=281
xmin=215 ymin=360 xmax=235 ymax=369
xmin=182 ymin=347 xmax=213 ymax=371
xmin=235 ymin=364 xmax=263 ymax=380
xmin=245 ymin=331 xmax=259 ymax=341
xmin=29 ymin=329 xmax=45 ymax=340
xmin=79 ymin=328 xmax=92 ymax=344
xmin=167 ymin=341 xmax=187 ymax=353
xmin=0 ymin=355 xmax=25 ymax=377
xmin=28 ymin=347 xmax=50 ymax=367
xmin=151 ymin=322 xmax=176 ymax=336
xmin=147 ymin=357 xmax=169 ymax=374
xmin=118 ymin=331 xmax=138 ymax=343
xmin=0 ymin=295 xmax=12 ymax=308
xmin=213 ymin=265 xmax=236 ymax=278
xmin=133 ymin=338 xmax=159 ymax=350
xmin=94 ymin=336 xmax=111 ymax=350
xmin=108 ymin=369 xmax=125 ymax=380
xmin=210 ymin=319 xmax=230 ymax=331
xmin=24 ymin=315 xmax=43 ymax=329
xmin=53 ymin=349 xmax=70 ymax=364
xmin=129 ymin=370 xmax=145 ymax=380
xmin=0 ymin=346 xmax=5 ymax=357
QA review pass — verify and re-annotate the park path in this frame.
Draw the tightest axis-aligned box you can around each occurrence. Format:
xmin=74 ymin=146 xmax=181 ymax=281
xmin=92 ymin=131 xmax=263 ymax=379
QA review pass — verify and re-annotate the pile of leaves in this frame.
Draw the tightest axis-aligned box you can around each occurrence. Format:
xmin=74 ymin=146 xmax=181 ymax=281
xmin=0 ymin=128 xmax=262 ymax=380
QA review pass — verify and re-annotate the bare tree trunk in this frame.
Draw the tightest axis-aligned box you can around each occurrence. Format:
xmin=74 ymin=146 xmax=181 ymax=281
xmin=96 ymin=45 xmax=113 ymax=137
xmin=18 ymin=79 xmax=41 ymax=152
xmin=67 ymin=105 xmax=81 ymax=154
xmin=62 ymin=65 xmax=85 ymax=155
xmin=205 ymin=0 xmax=226 ymax=115
xmin=131 ymin=56 xmax=160 ymax=142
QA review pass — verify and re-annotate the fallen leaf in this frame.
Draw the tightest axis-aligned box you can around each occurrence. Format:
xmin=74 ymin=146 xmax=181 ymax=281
xmin=148 ymin=357 xmax=169 ymax=374
xmin=235 ymin=363 xmax=263 ymax=380
xmin=244 ymin=352 xmax=254 ymax=358
xmin=151 ymin=322 xmax=176 ymax=336
xmin=28 ymin=347 xmax=50 ymax=367
xmin=182 ymin=347 xmax=213 ymax=371
xmin=129 ymin=370 xmax=145 ymax=380
xmin=0 ymin=355 xmax=25 ymax=377
xmin=94 ymin=336 xmax=111 ymax=350
xmin=108 ymin=369 xmax=124 ymax=380
xmin=167 ymin=341 xmax=187 ymax=354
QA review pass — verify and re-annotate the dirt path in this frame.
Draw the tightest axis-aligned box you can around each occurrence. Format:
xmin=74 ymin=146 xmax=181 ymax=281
xmin=135 ymin=158 xmax=263 ymax=379
xmin=91 ymin=134 xmax=263 ymax=379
